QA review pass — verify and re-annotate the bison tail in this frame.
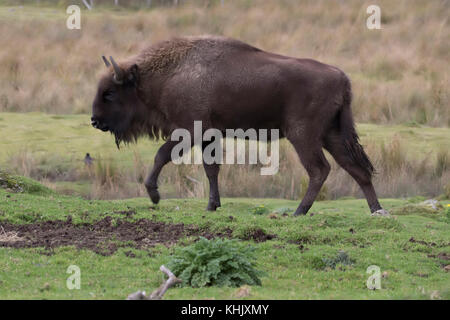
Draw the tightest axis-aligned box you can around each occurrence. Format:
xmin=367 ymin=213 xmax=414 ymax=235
xmin=339 ymin=78 xmax=375 ymax=177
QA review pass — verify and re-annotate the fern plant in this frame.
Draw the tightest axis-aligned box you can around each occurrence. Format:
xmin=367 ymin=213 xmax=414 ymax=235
xmin=167 ymin=237 xmax=264 ymax=288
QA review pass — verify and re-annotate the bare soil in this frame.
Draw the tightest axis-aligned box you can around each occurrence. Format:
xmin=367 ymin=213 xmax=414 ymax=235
xmin=0 ymin=216 xmax=234 ymax=256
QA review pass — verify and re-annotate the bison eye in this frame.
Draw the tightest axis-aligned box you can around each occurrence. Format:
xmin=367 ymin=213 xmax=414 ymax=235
xmin=102 ymin=90 xmax=115 ymax=102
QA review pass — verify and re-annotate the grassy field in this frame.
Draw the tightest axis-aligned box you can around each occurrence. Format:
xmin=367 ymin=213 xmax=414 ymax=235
xmin=1 ymin=112 xmax=449 ymax=201
xmin=2 ymin=112 xmax=449 ymax=166
xmin=0 ymin=174 xmax=449 ymax=299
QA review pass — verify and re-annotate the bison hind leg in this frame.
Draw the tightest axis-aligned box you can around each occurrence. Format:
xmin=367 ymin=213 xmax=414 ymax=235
xmin=324 ymin=130 xmax=384 ymax=214
xmin=146 ymin=185 xmax=161 ymax=204
xmin=287 ymin=136 xmax=331 ymax=216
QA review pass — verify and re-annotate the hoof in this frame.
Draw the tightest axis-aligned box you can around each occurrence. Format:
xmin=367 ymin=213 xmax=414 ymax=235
xmin=206 ymin=201 xmax=220 ymax=211
xmin=371 ymin=209 xmax=390 ymax=217
xmin=293 ymin=210 xmax=307 ymax=216
xmin=147 ymin=188 xmax=160 ymax=204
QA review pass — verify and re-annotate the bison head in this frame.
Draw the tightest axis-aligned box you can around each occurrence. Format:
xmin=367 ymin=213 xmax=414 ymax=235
xmin=91 ymin=56 xmax=145 ymax=147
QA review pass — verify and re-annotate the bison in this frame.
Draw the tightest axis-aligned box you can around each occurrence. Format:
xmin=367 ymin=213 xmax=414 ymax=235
xmin=91 ymin=35 xmax=388 ymax=216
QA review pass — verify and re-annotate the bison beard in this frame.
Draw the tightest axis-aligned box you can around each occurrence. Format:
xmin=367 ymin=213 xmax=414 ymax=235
xmin=110 ymin=111 xmax=171 ymax=149
xmin=91 ymin=35 xmax=387 ymax=216
xmin=112 ymin=125 xmax=166 ymax=149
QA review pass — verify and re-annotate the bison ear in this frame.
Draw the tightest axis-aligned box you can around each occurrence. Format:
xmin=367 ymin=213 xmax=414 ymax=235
xmin=127 ymin=64 xmax=139 ymax=86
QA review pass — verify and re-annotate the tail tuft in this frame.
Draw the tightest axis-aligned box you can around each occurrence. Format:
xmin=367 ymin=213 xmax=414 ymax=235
xmin=339 ymin=77 xmax=375 ymax=177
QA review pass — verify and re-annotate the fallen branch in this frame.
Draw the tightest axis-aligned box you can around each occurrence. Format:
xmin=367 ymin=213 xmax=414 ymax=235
xmin=127 ymin=265 xmax=181 ymax=300
xmin=185 ymin=175 xmax=201 ymax=184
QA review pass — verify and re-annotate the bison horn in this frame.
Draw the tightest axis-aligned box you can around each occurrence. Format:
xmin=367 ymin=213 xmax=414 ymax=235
xmin=102 ymin=55 xmax=111 ymax=68
xmin=109 ymin=56 xmax=124 ymax=84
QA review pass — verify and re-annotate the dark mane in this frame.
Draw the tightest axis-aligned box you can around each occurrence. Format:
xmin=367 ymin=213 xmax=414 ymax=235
xmin=112 ymin=37 xmax=200 ymax=147
xmin=112 ymin=108 xmax=172 ymax=148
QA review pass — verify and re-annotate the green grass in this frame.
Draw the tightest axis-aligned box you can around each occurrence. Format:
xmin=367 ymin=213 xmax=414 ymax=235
xmin=1 ymin=112 xmax=449 ymax=167
xmin=0 ymin=112 xmax=161 ymax=167
xmin=0 ymin=177 xmax=449 ymax=299
xmin=0 ymin=170 xmax=53 ymax=195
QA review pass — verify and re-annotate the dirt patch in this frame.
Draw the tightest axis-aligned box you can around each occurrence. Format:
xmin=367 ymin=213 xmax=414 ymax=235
xmin=241 ymin=228 xmax=276 ymax=242
xmin=427 ymin=252 xmax=450 ymax=271
xmin=428 ymin=252 xmax=450 ymax=261
xmin=409 ymin=237 xmax=437 ymax=247
xmin=0 ymin=216 xmax=232 ymax=256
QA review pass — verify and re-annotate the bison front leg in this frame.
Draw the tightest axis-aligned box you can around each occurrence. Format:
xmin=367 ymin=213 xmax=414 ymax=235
xmin=145 ymin=140 xmax=180 ymax=204
xmin=203 ymin=162 xmax=221 ymax=211
xmin=202 ymin=141 xmax=221 ymax=211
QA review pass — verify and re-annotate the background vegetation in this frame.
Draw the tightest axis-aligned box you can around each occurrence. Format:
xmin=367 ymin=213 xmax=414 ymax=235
xmin=0 ymin=113 xmax=449 ymax=201
xmin=0 ymin=0 xmax=447 ymax=125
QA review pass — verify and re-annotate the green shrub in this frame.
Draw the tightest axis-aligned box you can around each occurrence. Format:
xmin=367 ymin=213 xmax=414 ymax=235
xmin=322 ymin=251 xmax=355 ymax=269
xmin=305 ymin=251 xmax=355 ymax=270
xmin=167 ymin=237 xmax=264 ymax=288
xmin=250 ymin=205 xmax=269 ymax=215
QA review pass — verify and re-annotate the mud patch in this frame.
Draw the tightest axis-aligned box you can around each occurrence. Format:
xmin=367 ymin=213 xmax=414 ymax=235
xmin=241 ymin=228 xmax=276 ymax=242
xmin=427 ymin=252 xmax=450 ymax=271
xmin=0 ymin=216 xmax=231 ymax=256
xmin=427 ymin=252 xmax=450 ymax=261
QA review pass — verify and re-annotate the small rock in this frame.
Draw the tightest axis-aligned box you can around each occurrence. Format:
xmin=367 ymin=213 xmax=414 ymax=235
xmin=40 ymin=282 xmax=50 ymax=291
xmin=235 ymin=285 xmax=251 ymax=298
xmin=430 ymin=291 xmax=441 ymax=300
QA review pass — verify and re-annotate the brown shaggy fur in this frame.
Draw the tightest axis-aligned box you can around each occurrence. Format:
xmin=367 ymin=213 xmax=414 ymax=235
xmin=135 ymin=37 xmax=197 ymax=74
xmin=102 ymin=36 xmax=215 ymax=145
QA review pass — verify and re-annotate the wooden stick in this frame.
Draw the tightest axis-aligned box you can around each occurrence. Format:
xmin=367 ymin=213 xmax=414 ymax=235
xmin=127 ymin=265 xmax=181 ymax=300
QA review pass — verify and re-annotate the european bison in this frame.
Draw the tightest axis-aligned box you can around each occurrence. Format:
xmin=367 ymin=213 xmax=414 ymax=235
xmin=91 ymin=35 xmax=387 ymax=216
